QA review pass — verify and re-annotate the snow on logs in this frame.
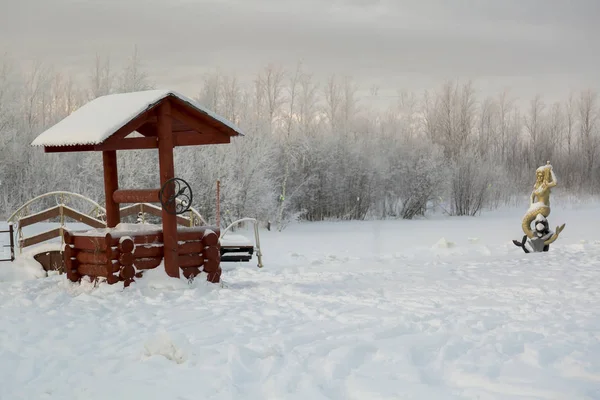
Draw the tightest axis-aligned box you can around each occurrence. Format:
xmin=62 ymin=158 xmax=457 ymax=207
xmin=63 ymin=227 xmax=222 ymax=286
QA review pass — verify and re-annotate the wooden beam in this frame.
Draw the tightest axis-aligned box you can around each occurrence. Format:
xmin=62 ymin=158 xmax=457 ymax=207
xmin=113 ymin=189 xmax=160 ymax=204
xmin=169 ymin=95 xmax=241 ymax=137
xmin=62 ymin=206 xmax=107 ymax=228
xmin=157 ymin=100 xmax=179 ymax=278
xmin=20 ymin=228 xmax=62 ymax=248
xmin=102 ymin=107 xmax=157 ymax=145
xmin=95 ymin=136 xmax=158 ymax=151
xmin=102 ymin=151 xmax=120 ymax=227
xmin=173 ymin=131 xmax=230 ymax=146
xmin=44 ymin=144 xmax=95 ymax=153
xmin=18 ymin=206 xmax=61 ymax=227
xmin=170 ymin=104 xmax=231 ymax=140
xmin=136 ymin=123 xmax=158 ymax=137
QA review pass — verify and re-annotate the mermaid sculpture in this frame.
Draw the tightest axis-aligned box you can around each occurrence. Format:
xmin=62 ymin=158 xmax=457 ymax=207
xmin=513 ymin=161 xmax=565 ymax=253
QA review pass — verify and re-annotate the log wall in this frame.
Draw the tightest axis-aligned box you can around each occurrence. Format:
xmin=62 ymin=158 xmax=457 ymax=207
xmin=63 ymin=226 xmax=221 ymax=286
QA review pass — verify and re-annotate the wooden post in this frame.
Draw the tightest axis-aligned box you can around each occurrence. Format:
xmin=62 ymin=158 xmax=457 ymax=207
xmin=216 ymin=179 xmax=220 ymax=228
xmin=8 ymin=223 xmax=14 ymax=262
xmin=157 ymin=100 xmax=179 ymax=278
xmin=102 ymin=150 xmax=120 ymax=227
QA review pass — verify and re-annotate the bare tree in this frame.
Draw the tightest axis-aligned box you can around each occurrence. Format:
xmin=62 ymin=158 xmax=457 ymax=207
xmin=523 ymin=94 xmax=546 ymax=166
xmin=118 ymin=45 xmax=154 ymax=93
xmin=196 ymin=69 xmax=221 ymax=114
xmin=276 ymin=62 xmax=302 ymax=230
xmin=324 ymin=74 xmax=341 ymax=133
xmin=578 ymin=90 xmax=599 ymax=190
xmin=423 ymin=80 xmax=476 ymax=160
xmin=256 ymin=63 xmax=286 ymax=135
xmin=297 ymin=72 xmax=320 ymax=137
xmin=341 ymin=75 xmax=358 ymax=137
xmin=564 ymin=93 xmax=576 ymax=156
xmin=221 ymin=74 xmax=241 ymax=124
xmin=477 ymin=96 xmax=496 ymax=157
xmin=88 ymin=53 xmax=114 ymax=99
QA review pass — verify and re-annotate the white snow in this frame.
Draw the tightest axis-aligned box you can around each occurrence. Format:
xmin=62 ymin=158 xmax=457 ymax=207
xmin=0 ymin=206 xmax=599 ymax=399
xmin=433 ymin=237 xmax=455 ymax=249
xmin=221 ymin=233 xmax=254 ymax=247
xmin=30 ymin=89 xmax=244 ymax=147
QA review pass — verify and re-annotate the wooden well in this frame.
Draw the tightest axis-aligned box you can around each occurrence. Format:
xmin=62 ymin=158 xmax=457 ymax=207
xmin=63 ymin=226 xmax=221 ymax=286
xmin=30 ymin=90 xmax=243 ymax=285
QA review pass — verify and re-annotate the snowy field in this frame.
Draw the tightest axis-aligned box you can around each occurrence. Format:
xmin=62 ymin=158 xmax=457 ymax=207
xmin=1 ymin=205 xmax=600 ymax=399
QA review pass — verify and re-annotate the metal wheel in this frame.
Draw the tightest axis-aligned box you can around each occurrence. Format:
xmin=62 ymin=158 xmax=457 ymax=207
xmin=159 ymin=178 xmax=193 ymax=215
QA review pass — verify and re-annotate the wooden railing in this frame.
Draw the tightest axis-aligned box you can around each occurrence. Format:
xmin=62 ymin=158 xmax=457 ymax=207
xmin=8 ymin=191 xmax=208 ymax=253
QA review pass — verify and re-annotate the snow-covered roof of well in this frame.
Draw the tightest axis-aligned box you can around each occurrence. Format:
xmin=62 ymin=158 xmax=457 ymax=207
xmin=31 ymin=89 xmax=244 ymax=147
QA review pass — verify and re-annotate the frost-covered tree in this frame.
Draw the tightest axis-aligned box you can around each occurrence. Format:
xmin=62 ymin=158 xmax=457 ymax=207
xmin=2 ymin=53 xmax=600 ymax=222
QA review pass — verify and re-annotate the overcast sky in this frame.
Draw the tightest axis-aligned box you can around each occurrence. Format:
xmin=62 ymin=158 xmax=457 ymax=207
xmin=1 ymin=0 xmax=598 ymax=107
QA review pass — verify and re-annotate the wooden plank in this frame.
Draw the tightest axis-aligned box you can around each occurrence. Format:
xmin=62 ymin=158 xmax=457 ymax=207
xmin=18 ymin=206 xmax=61 ymax=228
xmin=178 ymin=241 xmax=204 ymax=255
xmin=95 ymin=136 xmax=158 ymax=151
xmin=20 ymin=228 xmax=62 ymax=248
xmin=173 ymin=131 xmax=230 ymax=146
xmin=134 ymin=257 xmax=163 ymax=270
xmin=134 ymin=245 xmax=163 ymax=258
xmin=72 ymin=236 xmax=108 ymax=252
xmin=178 ymin=254 xmax=204 ymax=268
xmin=78 ymin=264 xmax=113 ymax=278
xmin=44 ymin=144 xmax=95 ymax=153
xmin=62 ymin=207 xmax=106 ymax=228
xmin=76 ymin=251 xmax=110 ymax=264
xmin=113 ymin=189 xmax=160 ymax=204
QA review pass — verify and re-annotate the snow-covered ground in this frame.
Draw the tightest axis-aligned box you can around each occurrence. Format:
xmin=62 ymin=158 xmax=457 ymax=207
xmin=1 ymin=205 xmax=599 ymax=399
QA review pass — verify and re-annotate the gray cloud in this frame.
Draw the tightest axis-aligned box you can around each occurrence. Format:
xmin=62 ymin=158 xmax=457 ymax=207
xmin=0 ymin=0 xmax=597 ymax=103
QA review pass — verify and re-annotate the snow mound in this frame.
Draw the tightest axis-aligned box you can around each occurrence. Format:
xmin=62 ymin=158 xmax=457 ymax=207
xmin=143 ymin=332 xmax=190 ymax=364
xmin=0 ymin=242 xmax=59 ymax=283
xmin=433 ymin=237 xmax=455 ymax=248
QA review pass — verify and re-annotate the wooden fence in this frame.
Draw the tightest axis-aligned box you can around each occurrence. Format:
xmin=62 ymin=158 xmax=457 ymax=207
xmin=0 ymin=224 xmax=15 ymax=262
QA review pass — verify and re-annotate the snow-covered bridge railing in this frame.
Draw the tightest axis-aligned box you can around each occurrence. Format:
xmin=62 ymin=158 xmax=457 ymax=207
xmin=8 ymin=191 xmax=106 ymax=252
xmin=7 ymin=191 xmax=208 ymax=253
